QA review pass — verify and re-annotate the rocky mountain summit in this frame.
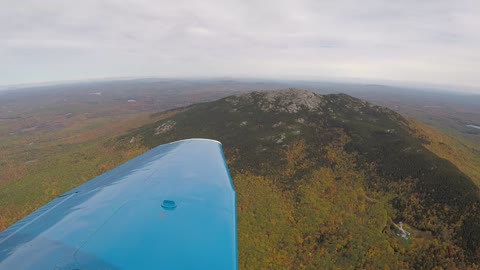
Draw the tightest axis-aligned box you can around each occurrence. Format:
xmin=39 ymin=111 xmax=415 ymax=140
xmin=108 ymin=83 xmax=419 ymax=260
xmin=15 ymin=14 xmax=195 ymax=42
xmin=225 ymin=88 xmax=388 ymax=114
xmin=226 ymin=88 xmax=325 ymax=113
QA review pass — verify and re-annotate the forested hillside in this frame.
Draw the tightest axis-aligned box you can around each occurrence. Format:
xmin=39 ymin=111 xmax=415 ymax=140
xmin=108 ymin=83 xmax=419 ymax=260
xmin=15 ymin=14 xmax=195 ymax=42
xmin=118 ymin=89 xmax=480 ymax=269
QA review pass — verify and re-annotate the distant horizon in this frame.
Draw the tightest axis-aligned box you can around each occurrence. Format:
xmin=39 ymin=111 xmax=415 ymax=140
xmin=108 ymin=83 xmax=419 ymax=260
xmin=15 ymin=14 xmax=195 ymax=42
xmin=1 ymin=76 xmax=480 ymax=95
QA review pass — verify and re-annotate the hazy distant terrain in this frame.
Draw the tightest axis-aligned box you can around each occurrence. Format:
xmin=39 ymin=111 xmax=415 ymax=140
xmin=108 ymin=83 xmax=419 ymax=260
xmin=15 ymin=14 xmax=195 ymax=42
xmin=0 ymin=79 xmax=281 ymax=167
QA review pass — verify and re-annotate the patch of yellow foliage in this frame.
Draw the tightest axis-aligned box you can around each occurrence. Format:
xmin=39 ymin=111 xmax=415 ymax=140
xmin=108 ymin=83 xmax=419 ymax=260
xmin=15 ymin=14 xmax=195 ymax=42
xmin=409 ymin=120 xmax=480 ymax=187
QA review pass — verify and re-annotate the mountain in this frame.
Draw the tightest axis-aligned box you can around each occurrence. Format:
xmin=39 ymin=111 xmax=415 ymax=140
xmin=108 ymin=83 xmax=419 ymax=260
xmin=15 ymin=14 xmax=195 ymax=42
xmin=114 ymin=88 xmax=480 ymax=269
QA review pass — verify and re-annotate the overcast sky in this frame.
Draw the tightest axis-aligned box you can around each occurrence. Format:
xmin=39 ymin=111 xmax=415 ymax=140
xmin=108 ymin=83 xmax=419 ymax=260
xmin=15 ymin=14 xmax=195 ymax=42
xmin=1 ymin=0 xmax=479 ymax=91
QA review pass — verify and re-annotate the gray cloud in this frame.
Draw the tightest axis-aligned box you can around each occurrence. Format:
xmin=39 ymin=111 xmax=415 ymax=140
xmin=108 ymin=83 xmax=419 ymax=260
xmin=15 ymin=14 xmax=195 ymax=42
xmin=1 ymin=0 xmax=479 ymax=90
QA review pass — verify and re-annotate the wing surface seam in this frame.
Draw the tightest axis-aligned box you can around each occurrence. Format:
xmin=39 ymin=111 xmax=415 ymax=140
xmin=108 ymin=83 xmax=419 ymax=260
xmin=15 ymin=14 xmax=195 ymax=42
xmin=0 ymin=193 xmax=77 ymax=245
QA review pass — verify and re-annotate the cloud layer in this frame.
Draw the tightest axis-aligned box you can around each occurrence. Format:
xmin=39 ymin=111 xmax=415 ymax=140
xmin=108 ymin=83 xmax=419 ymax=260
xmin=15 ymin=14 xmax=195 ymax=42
xmin=1 ymin=0 xmax=479 ymax=89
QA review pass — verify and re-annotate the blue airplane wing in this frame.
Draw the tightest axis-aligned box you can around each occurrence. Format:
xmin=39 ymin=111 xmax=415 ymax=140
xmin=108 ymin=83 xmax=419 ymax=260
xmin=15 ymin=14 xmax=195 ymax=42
xmin=0 ymin=139 xmax=237 ymax=270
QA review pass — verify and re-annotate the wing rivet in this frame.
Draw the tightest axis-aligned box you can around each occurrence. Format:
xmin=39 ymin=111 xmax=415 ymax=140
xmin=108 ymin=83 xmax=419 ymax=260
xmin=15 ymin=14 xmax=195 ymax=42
xmin=161 ymin=200 xmax=177 ymax=210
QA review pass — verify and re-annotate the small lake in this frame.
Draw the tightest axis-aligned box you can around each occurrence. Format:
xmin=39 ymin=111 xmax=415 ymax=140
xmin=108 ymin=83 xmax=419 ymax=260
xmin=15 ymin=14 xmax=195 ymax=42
xmin=466 ymin=124 xmax=480 ymax=130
